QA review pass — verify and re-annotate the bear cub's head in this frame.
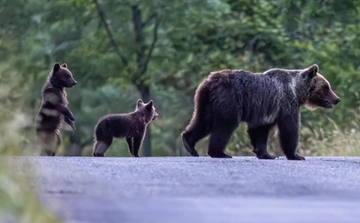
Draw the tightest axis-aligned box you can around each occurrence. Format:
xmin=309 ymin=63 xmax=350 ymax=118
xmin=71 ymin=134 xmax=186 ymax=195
xmin=50 ymin=63 xmax=77 ymax=88
xmin=136 ymin=99 xmax=159 ymax=121
xmin=301 ymin=64 xmax=341 ymax=110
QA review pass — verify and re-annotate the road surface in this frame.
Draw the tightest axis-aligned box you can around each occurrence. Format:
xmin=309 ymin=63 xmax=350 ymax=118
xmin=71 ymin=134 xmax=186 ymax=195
xmin=9 ymin=156 xmax=360 ymax=223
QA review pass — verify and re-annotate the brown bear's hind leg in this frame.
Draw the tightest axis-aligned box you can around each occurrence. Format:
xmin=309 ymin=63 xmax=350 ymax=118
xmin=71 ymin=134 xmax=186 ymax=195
xmin=181 ymin=130 xmax=205 ymax=157
xmin=93 ymin=125 xmax=113 ymax=157
xmin=92 ymin=140 xmax=112 ymax=157
xmin=277 ymin=116 xmax=305 ymax=160
xmin=247 ymin=125 xmax=276 ymax=159
xmin=37 ymin=131 xmax=60 ymax=156
xmin=182 ymin=118 xmax=211 ymax=157
xmin=207 ymin=123 xmax=236 ymax=158
xmin=40 ymin=149 xmax=54 ymax=156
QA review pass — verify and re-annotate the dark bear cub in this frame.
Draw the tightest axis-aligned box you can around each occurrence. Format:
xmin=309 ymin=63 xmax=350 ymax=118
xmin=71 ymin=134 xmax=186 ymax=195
xmin=182 ymin=64 xmax=340 ymax=160
xmin=35 ymin=63 xmax=77 ymax=156
xmin=92 ymin=99 xmax=159 ymax=157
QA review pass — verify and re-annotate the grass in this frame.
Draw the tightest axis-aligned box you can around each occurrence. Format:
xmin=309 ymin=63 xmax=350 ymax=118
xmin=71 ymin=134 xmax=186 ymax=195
xmin=0 ymin=162 xmax=61 ymax=223
xmin=298 ymin=118 xmax=360 ymax=156
xmin=0 ymin=111 xmax=61 ymax=223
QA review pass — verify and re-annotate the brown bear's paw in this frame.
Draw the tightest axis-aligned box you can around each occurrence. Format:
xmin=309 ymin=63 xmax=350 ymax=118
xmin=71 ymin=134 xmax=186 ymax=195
xmin=92 ymin=152 xmax=105 ymax=157
xmin=41 ymin=149 xmax=55 ymax=156
xmin=181 ymin=131 xmax=199 ymax=157
xmin=69 ymin=121 xmax=76 ymax=130
xmin=286 ymin=153 xmax=305 ymax=160
xmin=256 ymin=153 xmax=276 ymax=160
xmin=208 ymin=151 xmax=232 ymax=158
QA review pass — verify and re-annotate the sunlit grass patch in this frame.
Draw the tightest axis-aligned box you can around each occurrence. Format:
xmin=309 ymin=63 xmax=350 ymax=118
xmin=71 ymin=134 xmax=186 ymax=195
xmin=0 ymin=108 xmax=60 ymax=222
xmin=0 ymin=161 xmax=61 ymax=223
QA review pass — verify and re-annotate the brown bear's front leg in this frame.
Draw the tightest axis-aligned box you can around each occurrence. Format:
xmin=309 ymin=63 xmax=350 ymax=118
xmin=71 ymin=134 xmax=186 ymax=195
xmin=277 ymin=115 xmax=305 ymax=160
xmin=247 ymin=124 xmax=276 ymax=159
xmin=131 ymin=135 xmax=143 ymax=158
xmin=64 ymin=116 xmax=76 ymax=129
xmin=56 ymin=104 xmax=75 ymax=121
xmin=126 ymin=137 xmax=136 ymax=157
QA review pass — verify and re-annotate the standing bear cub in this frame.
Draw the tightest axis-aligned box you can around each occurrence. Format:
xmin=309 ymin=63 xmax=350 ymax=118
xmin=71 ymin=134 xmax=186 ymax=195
xmin=182 ymin=64 xmax=341 ymax=160
xmin=92 ymin=99 xmax=159 ymax=157
xmin=35 ymin=63 xmax=77 ymax=156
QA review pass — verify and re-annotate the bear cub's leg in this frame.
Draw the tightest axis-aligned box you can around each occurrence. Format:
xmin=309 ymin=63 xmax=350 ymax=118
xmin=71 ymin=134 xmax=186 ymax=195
xmin=92 ymin=141 xmax=111 ymax=157
xmin=126 ymin=135 xmax=143 ymax=157
xmin=247 ymin=125 xmax=276 ymax=159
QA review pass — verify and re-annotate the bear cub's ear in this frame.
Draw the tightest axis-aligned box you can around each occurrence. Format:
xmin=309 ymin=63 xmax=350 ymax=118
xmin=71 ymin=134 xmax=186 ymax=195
xmin=137 ymin=99 xmax=144 ymax=108
xmin=302 ymin=64 xmax=319 ymax=79
xmin=53 ymin=63 xmax=61 ymax=73
xmin=61 ymin=63 xmax=67 ymax=68
xmin=145 ymin=100 xmax=154 ymax=111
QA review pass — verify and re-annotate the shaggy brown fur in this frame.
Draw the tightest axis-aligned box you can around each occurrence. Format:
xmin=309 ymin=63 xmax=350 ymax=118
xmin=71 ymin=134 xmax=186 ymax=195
xmin=35 ymin=63 xmax=77 ymax=156
xmin=182 ymin=64 xmax=340 ymax=160
xmin=92 ymin=99 xmax=159 ymax=157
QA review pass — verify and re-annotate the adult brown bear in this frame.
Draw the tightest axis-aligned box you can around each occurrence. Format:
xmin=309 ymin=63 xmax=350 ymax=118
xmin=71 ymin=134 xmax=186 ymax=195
xmin=181 ymin=64 xmax=340 ymax=160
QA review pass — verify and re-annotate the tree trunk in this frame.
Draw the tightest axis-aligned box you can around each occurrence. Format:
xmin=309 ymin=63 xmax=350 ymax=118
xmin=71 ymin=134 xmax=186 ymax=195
xmin=132 ymin=5 xmax=152 ymax=157
xmin=139 ymin=85 xmax=152 ymax=157
xmin=64 ymin=135 xmax=83 ymax=156
xmin=65 ymin=142 xmax=82 ymax=156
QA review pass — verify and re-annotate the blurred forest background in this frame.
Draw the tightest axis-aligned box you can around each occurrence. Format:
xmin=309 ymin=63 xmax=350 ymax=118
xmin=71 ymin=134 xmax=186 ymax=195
xmin=1 ymin=0 xmax=360 ymax=157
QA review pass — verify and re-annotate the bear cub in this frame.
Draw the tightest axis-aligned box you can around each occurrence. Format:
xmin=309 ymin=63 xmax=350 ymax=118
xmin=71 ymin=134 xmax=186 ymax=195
xmin=92 ymin=99 xmax=159 ymax=157
xmin=182 ymin=64 xmax=341 ymax=160
xmin=35 ymin=63 xmax=77 ymax=156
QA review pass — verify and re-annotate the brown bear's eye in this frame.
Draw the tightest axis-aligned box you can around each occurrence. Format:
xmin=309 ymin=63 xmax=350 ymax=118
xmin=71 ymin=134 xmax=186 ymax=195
xmin=323 ymin=86 xmax=330 ymax=93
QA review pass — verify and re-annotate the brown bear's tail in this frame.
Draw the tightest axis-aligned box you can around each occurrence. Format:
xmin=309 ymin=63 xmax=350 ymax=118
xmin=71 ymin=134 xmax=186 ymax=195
xmin=192 ymin=80 xmax=211 ymax=126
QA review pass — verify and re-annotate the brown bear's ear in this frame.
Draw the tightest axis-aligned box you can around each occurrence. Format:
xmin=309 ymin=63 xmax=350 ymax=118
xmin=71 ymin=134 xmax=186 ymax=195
xmin=61 ymin=63 xmax=67 ymax=68
xmin=145 ymin=100 xmax=153 ymax=111
xmin=137 ymin=99 xmax=144 ymax=108
xmin=53 ymin=63 xmax=60 ymax=73
xmin=302 ymin=64 xmax=318 ymax=79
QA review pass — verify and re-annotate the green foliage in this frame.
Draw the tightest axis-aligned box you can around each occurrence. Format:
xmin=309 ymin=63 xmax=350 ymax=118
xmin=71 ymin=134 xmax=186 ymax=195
xmin=1 ymin=0 xmax=360 ymax=157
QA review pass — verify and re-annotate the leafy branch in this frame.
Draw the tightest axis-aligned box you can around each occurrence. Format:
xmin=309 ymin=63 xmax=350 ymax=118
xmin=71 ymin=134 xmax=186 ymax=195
xmin=93 ymin=0 xmax=128 ymax=66
xmin=139 ymin=16 xmax=160 ymax=76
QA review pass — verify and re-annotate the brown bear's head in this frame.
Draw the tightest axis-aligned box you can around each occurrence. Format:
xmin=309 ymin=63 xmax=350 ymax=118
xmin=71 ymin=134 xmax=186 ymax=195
xmin=302 ymin=64 xmax=341 ymax=110
xmin=50 ymin=63 xmax=77 ymax=88
xmin=136 ymin=99 xmax=159 ymax=122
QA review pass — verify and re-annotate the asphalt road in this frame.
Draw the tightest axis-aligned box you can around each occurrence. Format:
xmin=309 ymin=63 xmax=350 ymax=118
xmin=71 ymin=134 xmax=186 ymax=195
xmin=9 ymin=156 xmax=360 ymax=223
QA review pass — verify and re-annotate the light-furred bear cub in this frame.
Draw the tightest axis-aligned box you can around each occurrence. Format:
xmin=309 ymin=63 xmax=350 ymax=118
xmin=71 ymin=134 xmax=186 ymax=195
xmin=92 ymin=99 xmax=159 ymax=157
xmin=181 ymin=64 xmax=341 ymax=160
xmin=35 ymin=63 xmax=77 ymax=156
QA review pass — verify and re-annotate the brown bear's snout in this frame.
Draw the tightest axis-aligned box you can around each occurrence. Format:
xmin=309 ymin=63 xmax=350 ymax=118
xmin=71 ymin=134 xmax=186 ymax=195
xmin=328 ymin=89 xmax=341 ymax=105
xmin=333 ymin=97 xmax=341 ymax=105
xmin=70 ymin=79 xmax=77 ymax=87
xmin=153 ymin=112 xmax=159 ymax=120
